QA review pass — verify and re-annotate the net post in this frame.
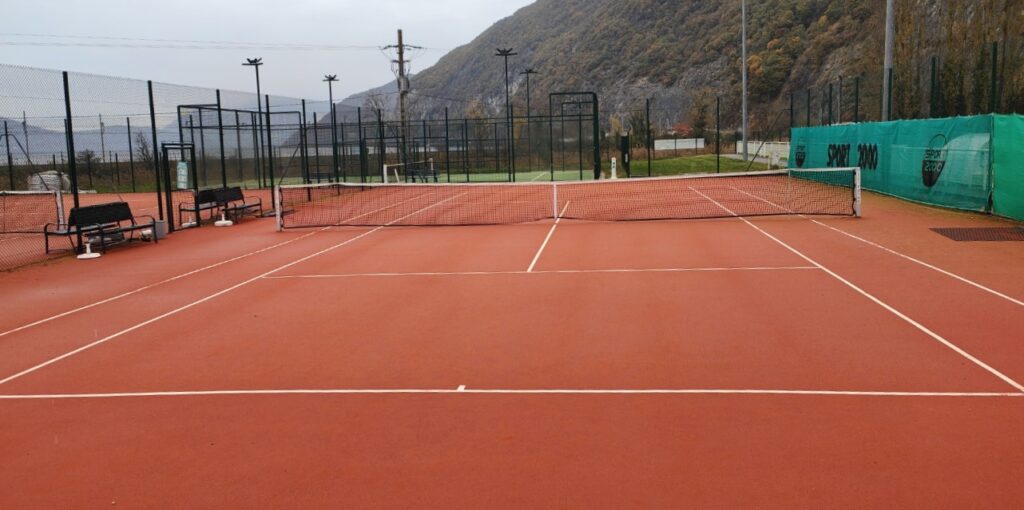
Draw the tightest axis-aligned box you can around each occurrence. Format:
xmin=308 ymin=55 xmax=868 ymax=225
xmin=853 ymin=166 xmax=862 ymax=217
xmin=54 ymin=188 xmax=65 ymax=229
xmin=274 ymin=184 xmax=283 ymax=231
xmin=382 ymin=164 xmax=388 ymax=184
xmin=552 ymin=182 xmax=558 ymax=219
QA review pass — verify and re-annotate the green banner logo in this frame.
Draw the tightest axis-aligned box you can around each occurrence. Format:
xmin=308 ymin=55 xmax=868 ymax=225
xmin=922 ymin=134 xmax=948 ymax=188
xmin=794 ymin=143 xmax=807 ymax=168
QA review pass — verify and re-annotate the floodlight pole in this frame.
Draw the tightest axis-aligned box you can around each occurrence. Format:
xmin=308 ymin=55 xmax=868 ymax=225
xmin=324 ymin=75 xmax=340 ymax=182
xmin=882 ymin=0 xmax=895 ymax=121
xmin=496 ymin=48 xmax=518 ymax=181
xmin=741 ymin=0 xmax=749 ymax=162
xmin=242 ymin=58 xmax=266 ymax=187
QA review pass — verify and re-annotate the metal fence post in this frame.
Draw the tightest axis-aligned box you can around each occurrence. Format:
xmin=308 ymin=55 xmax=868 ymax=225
xmin=265 ymin=94 xmax=275 ymax=187
xmin=149 ymin=81 xmax=171 ymax=229
xmin=216 ymin=90 xmax=227 ymax=188
xmin=127 ymin=117 xmax=136 ymax=192
xmin=854 ymin=77 xmax=860 ymax=123
xmin=301 ymin=99 xmax=310 ymax=184
xmin=62 ymin=72 xmax=83 ymax=250
xmin=3 ymin=121 xmax=12 ymax=190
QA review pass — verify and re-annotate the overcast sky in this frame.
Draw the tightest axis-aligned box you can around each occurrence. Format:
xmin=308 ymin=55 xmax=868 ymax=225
xmin=0 ymin=0 xmax=535 ymax=101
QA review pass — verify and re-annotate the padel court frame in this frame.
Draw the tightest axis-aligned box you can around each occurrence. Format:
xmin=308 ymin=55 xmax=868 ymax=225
xmin=160 ymin=142 xmax=197 ymax=232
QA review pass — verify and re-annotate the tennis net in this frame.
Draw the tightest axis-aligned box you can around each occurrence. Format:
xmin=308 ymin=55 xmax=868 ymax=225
xmin=0 ymin=190 xmax=65 ymax=234
xmin=275 ymin=168 xmax=861 ymax=229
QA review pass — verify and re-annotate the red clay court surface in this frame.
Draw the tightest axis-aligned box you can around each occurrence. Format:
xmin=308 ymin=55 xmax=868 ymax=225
xmin=1 ymin=190 xmax=1023 ymax=507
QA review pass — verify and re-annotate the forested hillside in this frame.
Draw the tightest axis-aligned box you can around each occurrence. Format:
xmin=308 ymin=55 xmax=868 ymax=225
xmin=346 ymin=0 xmax=1022 ymax=132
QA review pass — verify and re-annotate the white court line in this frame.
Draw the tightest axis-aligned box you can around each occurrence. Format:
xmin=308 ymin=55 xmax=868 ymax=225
xmin=0 ymin=194 xmax=428 ymax=341
xmin=527 ymin=201 xmax=571 ymax=272
xmin=264 ymin=266 xmax=819 ymax=279
xmin=0 ymin=231 xmax=321 ymax=339
xmin=0 ymin=193 xmax=467 ymax=386
xmin=529 ymin=172 xmax=548 ymax=182
xmin=0 ymin=388 xmax=1019 ymax=400
xmin=690 ymin=186 xmax=1024 ymax=394
xmin=813 ymin=220 xmax=1024 ymax=307
xmin=730 ymin=186 xmax=1024 ymax=308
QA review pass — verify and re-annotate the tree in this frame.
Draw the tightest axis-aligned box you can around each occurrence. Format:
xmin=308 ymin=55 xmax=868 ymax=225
xmin=689 ymin=88 xmax=713 ymax=140
xmin=76 ymin=149 xmax=98 ymax=165
xmin=626 ymin=107 xmax=648 ymax=148
xmin=363 ymin=93 xmax=388 ymax=119
xmin=134 ymin=133 xmax=153 ymax=168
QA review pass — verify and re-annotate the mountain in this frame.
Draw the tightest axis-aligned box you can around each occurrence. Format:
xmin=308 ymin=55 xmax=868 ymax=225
xmin=342 ymin=0 xmax=1022 ymax=132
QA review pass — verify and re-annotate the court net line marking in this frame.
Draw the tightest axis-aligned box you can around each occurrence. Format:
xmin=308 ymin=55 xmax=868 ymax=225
xmin=692 ymin=186 xmax=1024 ymax=394
xmin=264 ymin=266 xmax=819 ymax=280
xmin=729 ymin=186 xmax=1024 ymax=308
xmin=0 ymin=388 xmax=1019 ymax=400
xmin=528 ymin=201 xmax=571 ymax=272
xmin=0 ymin=195 xmax=429 ymax=341
xmin=0 ymin=194 xmax=467 ymax=386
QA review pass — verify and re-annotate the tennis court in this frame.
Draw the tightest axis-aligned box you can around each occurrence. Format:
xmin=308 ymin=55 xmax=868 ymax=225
xmin=1 ymin=171 xmax=1023 ymax=507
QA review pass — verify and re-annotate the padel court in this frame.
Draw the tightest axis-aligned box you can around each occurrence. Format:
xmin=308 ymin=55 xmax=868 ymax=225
xmin=1 ymin=182 xmax=1023 ymax=507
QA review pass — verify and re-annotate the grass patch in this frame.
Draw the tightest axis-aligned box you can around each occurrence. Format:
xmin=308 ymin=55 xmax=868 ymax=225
xmin=605 ymin=155 xmax=771 ymax=177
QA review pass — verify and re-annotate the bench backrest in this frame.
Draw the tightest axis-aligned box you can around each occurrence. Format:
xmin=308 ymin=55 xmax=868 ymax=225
xmin=195 ymin=188 xmax=220 ymax=205
xmin=68 ymin=202 xmax=135 ymax=228
xmin=215 ymin=187 xmax=245 ymax=203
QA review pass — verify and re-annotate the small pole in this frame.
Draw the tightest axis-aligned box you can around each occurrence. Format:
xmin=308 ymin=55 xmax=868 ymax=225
xmin=234 ymin=111 xmax=243 ymax=183
xmin=646 ymin=98 xmax=652 ymax=177
xmin=715 ymin=96 xmax=721 ymax=174
xmin=806 ymin=89 xmax=811 ymax=127
xmin=62 ymin=72 xmax=82 ymax=250
xmin=930 ymin=56 xmax=938 ymax=118
xmin=4 ymin=121 xmax=13 ymax=190
xmin=357 ymin=107 xmax=367 ymax=182
xmin=127 ymin=117 xmax=136 ymax=192
xmin=197 ymin=109 xmax=208 ymax=187
xmin=148 ymin=81 xmax=167 ymax=225
xmin=828 ymin=82 xmax=834 ymax=125
xmin=444 ymin=108 xmax=451 ymax=183
xmin=854 ymin=77 xmax=860 ymax=123
xmin=837 ymin=77 xmax=843 ymax=123
xmin=463 ymin=118 xmax=470 ymax=182
xmin=789 ymin=91 xmax=794 ymax=129
xmin=265 ymin=94 xmax=274 ymax=187
xmin=216 ymin=90 xmax=227 ymax=188
xmin=990 ymin=42 xmax=999 ymax=113
xmin=312 ymin=113 xmax=321 ymax=183
xmin=301 ymin=99 xmax=310 ymax=184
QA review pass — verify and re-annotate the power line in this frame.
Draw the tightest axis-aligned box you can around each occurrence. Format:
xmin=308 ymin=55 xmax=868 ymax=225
xmin=0 ymin=32 xmax=448 ymax=52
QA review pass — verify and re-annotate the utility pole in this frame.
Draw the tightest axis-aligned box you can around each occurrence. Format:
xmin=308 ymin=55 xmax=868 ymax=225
xmin=882 ymin=0 xmax=895 ymax=121
xmin=741 ymin=0 xmax=749 ymax=162
xmin=383 ymin=30 xmax=422 ymax=169
xmin=496 ymin=48 xmax=518 ymax=181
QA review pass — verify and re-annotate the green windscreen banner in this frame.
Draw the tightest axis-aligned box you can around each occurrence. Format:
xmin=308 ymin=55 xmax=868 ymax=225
xmin=992 ymin=115 xmax=1024 ymax=221
xmin=790 ymin=116 xmax=993 ymax=213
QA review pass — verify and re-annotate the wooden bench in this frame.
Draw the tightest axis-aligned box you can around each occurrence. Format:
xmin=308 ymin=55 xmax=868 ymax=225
xmin=179 ymin=188 xmax=221 ymax=227
xmin=215 ymin=187 xmax=263 ymax=222
xmin=44 ymin=202 xmax=156 ymax=254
